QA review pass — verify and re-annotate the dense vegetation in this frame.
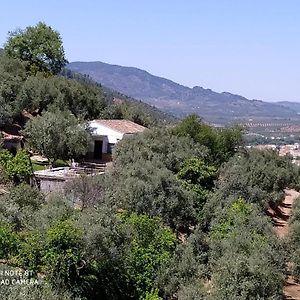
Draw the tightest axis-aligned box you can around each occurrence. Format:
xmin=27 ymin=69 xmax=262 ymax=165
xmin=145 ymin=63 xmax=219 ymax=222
xmin=1 ymin=116 xmax=299 ymax=299
xmin=0 ymin=22 xmax=300 ymax=300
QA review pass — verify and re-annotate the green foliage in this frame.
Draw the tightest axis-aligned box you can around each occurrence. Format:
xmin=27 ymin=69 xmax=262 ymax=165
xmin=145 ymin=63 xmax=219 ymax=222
xmin=7 ymin=183 xmax=43 ymax=209
xmin=203 ymin=149 xmax=300 ymax=226
xmin=0 ymin=149 xmax=32 ymax=182
xmin=177 ymin=283 xmax=207 ymax=300
xmin=106 ymin=128 xmax=208 ymax=229
xmin=178 ymin=158 xmax=216 ymax=189
xmin=43 ymin=219 xmax=83 ymax=292
xmin=28 ymin=194 xmax=74 ymax=232
xmin=211 ymin=199 xmax=253 ymax=238
xmin=0 ymin=148 xmax=13 ymax=170
xmin=0 ymin=55 xmax=27 ymax=124
xmin=6 ymin=149 xmax=32 ymax=182
xmin=106 ymin=159 xmax=197 ymax=229
xmin=158 ymin=227 xmax=208 ymax=298
xmin=209 ymin=200 xmax=285 ymax=300
xmin=23 ymin=110 xmax=90 ymax=164
xmin=0 ymin=183 xmax=44 ymax=230
xmin=178 ymin=158 xmax=216 ymax=219
xmin=15 ymin=232 xmax=44 ymax=272
xmin=113 ymin=127 xmax=208 ymax=173
xmin=0 ymin=222 xmax=19 ymax=258
xmin=121 ymin=213 xmax=176 ymax=297
xmin=288 ymin=197 xmax=300 ymax=280
xmin=4 ymin=22 xmax=67 ymax=75
xmin=141 ymin=289 xmax=162 ymax=300
xmin=0 ymin=281 xmax=73 ymax=300
xmin=18 ymin=74 xmax=106 ymax=119
xmin=175 ymin=114 xmax=243 ymax=166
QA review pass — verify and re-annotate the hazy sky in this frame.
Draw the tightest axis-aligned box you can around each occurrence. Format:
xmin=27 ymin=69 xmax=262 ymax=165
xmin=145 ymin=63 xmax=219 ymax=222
xmin=1 ymin=0 xmax=300 ymax=102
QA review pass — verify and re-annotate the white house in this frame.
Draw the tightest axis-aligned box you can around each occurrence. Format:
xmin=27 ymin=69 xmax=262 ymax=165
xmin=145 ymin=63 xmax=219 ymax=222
xmin=87 ymin=119 xmax=146 ymax=161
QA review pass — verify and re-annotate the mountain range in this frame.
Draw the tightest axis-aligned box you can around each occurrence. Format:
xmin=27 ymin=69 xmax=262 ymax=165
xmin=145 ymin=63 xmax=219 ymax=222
xmin=68 ymin=61 xmax=300 ymax=124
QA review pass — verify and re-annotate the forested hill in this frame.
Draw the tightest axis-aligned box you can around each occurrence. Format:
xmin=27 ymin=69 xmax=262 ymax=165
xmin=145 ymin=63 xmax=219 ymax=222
xmin=62 ymin=69 xmax=177 ymax=125
xmin=0 ymin=44 xmax=177 ymax=126
xmin=0 ymin=47 xmax=175 ymax=127
xmin=68 ymin=61 xmax=300 ymax=124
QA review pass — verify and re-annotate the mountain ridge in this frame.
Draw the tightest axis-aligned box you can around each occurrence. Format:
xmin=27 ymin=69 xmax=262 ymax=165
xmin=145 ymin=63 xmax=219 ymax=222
xmin=68 ymin=61 xmax=300 ymax=124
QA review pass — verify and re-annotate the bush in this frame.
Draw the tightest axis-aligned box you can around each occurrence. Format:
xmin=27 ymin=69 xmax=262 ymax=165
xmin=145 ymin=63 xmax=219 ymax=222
xmin=203 ymin=149 xmax=300 ymax=226
xmin=43 ymin=219 xmax=83 ymax=293
xmin=105 ymin=160 xmax=197 ymax=229
xmin=209 ymin=200 xmax=286 ymax=300
xmin=158 ymin=227 xmax=208 ymax=298
xmin=0 ymin=149 xmax=32 ymax=183
xmin=121 ymin=213 xmax=176 ymax=298
xmin=0 ymin=282 xmax=73 ymax=300
xmin=0 ymin=222 xmax=19 ymax=258
xmin=0 ymin=184 xmax=44 ymax=230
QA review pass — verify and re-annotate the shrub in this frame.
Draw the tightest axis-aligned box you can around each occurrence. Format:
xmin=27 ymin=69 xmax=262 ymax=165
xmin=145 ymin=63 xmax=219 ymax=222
xmin=0 ymin=222 xmax=19 ymax=258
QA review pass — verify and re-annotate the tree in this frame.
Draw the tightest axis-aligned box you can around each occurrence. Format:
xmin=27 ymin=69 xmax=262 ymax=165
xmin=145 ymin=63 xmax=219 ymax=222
xmin=43 ymin=219 xmax=83 ymax=291
xmin=64 ymin=174 xmax=105 ymax=209
xmin=175 ymin=114 xmax=243 ymax=166
xmin=287 ymin=197 xmax=300 ymax=280
xmin=105 ymin=159 xmax=197 ymax=229
xmin=209 ymin=200 xmax=286 ymax=300
xmin=0 ymin=55 xmax=27 ymax=124
xmin=121 ymin=213 xmax=176 ymax=298
xmin=113 ymin=127 xmax=208 ymax=173
xmin=158 ymin=227 xmax=209 ymax=299
xmin=177 ymin=158 xmax=216 ymax=219
xmin=0 ymin=183 xmax=44 ymax=231
xmin=0 ymin=283 xmax=73 ymax=300
xmin=4 ymin=22 xmax=67 ymax=75
xmin=22 ymin=110 xmax=90 ymax=165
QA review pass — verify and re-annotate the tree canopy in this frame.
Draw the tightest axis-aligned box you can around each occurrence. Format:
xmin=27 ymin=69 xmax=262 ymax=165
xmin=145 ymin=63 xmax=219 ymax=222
xmin=4 ymin=22 xmax=67 ymax=75
xmin=22 ymin=110 xmax=90 ymax=165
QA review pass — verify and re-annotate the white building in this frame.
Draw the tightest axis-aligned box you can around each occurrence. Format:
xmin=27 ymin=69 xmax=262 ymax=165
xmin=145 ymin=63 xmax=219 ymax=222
xmin=87 ymin=119 xmax=146 ymax=161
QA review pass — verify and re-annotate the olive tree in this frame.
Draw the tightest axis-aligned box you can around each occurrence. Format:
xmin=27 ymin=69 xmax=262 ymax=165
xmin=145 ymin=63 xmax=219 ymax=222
xmin=23 ymin=110 xmax=90 ymax=165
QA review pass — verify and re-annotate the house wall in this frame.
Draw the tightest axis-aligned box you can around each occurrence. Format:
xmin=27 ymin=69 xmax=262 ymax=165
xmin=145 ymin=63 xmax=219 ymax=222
xmin=89 ymin=121 xmax=124 ymax=144
xmin=37 ymin=177 xmax=67 ymax=194
xmin=87 ymin=121 xmax=124 ymax=160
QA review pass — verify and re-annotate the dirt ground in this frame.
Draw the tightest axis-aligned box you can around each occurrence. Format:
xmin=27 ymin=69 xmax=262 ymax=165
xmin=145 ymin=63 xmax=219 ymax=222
xmin=270 ymin=189 xmax=300 ymax=299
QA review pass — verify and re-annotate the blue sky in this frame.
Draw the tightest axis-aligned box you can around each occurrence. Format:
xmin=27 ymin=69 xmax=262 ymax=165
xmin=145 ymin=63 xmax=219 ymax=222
xmin=1 ymin=0 xmax=300 ymax=102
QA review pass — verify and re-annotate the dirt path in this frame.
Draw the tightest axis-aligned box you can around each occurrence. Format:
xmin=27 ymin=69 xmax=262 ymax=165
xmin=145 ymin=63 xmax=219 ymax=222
xmin=270 ymin=189 xmax=300 ymax=299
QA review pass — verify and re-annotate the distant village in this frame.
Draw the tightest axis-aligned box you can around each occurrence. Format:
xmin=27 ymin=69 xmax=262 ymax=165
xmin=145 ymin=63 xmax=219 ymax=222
xmin=251 ymin=143 xmax=300 ymax=165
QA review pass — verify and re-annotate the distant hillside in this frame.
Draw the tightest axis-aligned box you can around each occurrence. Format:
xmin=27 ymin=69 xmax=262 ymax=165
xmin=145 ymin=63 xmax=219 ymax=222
xmin=62 ymin=69 xmax=177 ymax=125
xmin=68 ymin=61 xmax=300 ymax=124
xmin=277 ymin=101 xmax=300 ymax=114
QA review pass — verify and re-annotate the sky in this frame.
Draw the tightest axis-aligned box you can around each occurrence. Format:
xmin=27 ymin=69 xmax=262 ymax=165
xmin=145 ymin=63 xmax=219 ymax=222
xmin=1 ymin=0 xmax=300 ymax=102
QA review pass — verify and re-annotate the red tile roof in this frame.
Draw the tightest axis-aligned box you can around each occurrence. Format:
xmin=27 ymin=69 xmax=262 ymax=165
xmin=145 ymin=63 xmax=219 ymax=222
xmin=93 ymin=120 xmax=146 ymax=134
